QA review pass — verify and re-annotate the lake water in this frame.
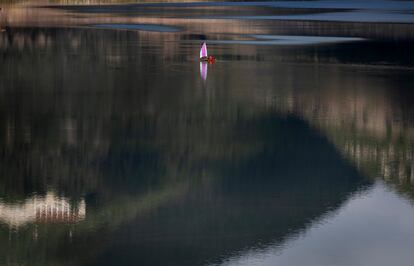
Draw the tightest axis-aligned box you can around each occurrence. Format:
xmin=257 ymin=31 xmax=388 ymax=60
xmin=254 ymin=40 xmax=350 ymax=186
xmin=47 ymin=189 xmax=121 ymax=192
xmin=1 ymin=1 xmax=414 ymax=265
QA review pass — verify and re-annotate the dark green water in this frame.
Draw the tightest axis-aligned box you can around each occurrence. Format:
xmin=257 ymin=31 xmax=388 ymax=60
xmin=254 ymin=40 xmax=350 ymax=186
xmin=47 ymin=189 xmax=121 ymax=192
xmin=1 ymin=2 xmax=414 ymax=265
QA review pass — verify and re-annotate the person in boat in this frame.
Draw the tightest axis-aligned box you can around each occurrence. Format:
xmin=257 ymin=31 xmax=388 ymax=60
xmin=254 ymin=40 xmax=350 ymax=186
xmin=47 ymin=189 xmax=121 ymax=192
xmin=199 ymin=42 xmax=215 ymax=63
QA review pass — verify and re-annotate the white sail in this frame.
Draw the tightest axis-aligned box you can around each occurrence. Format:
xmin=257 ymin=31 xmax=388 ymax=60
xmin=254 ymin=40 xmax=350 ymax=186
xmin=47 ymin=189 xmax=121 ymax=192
xmin=200 ymin=42 xmax=208 ymax=58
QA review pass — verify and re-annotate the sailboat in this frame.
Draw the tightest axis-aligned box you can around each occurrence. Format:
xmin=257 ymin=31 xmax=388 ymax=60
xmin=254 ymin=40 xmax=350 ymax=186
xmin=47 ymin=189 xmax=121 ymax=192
xmin=199 ymin=42 xmax=215 ymax=63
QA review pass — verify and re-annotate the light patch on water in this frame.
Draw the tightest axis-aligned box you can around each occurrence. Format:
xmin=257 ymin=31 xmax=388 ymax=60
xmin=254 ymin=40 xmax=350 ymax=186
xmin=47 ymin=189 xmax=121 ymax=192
xmin=208 ymin=35 xmax=364 ymax=46
xmin=215 ymin=182 xmax=414 ymax=266
xmin=210 ymin=10 xmax=414 ymax=23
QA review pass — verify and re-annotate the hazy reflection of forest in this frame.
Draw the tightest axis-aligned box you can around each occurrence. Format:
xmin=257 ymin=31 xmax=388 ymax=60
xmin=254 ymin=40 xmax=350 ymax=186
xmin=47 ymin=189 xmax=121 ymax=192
xmin=0 ymin=14 xmax=414 ymax=266
xmin=1 ymin=27 xmax=413 ymax=195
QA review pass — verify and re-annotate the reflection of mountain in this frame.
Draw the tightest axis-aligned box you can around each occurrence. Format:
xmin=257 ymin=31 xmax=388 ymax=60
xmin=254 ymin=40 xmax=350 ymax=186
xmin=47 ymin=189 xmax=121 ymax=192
xmin=0 ymin=25 xmax=410 ymax=265
xmin=0 ymin=111 xmax=369 ymax=265
xmin=90 ymin=114 xmax=367 ymax=266
xmin=276 ymin=67 xmax=414 ymax=200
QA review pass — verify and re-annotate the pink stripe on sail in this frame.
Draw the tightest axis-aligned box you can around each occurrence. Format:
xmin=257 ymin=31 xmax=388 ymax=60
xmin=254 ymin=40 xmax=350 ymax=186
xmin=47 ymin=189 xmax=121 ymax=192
xmin=200 ymin=42 xmax=208 ymax=58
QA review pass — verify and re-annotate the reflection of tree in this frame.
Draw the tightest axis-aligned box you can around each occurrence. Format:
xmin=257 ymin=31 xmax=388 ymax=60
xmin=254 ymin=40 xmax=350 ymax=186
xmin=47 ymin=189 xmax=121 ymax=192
xmin=0 ymin=27 xmax=267 ymax=200
xmin=272 ymin=65 xmax=414 ymax=201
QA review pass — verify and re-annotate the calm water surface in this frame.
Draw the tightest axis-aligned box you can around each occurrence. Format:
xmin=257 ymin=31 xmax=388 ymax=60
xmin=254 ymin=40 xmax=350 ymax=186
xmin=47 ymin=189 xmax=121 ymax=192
xmin=1 ymin=2 xmax=414 ymax=265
